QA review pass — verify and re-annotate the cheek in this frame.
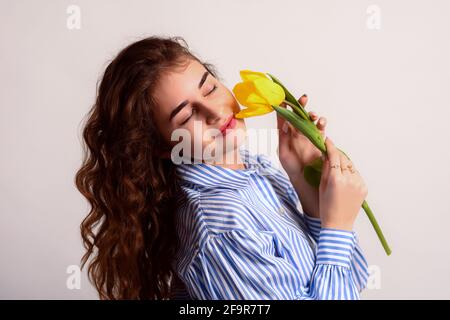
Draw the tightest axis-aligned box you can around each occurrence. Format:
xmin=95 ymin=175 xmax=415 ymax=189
xmin=224 ymin=90 xmax=240 ymax=110
xmin=181 ymin=124 xmax=214 ymax=152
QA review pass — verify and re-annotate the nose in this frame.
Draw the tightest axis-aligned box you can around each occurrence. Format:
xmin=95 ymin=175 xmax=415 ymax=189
xmin=200 ymin=102 xmax=224 ymax=126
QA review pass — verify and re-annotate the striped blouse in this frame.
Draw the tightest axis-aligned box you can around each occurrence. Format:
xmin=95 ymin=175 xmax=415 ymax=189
xmin=170 ymin=144 xmax=370 ymax=300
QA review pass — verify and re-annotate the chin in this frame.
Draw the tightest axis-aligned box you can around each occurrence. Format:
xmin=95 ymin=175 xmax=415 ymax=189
xmin=202 ymin=131 xmax=245 ymax=164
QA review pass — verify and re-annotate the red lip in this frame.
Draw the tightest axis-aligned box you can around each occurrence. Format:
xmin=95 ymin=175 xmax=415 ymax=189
xmin=219 ymin=114 xmax=234 ymax=133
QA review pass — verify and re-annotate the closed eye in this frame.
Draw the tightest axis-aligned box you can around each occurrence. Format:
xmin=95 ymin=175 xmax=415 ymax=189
xmin=180 ymin=108 xmax=196 ymax=125
xmin=180 ymin=85 xmax=218 ymax=125
xmin=207 ymin=84 xmax=217 ymax=95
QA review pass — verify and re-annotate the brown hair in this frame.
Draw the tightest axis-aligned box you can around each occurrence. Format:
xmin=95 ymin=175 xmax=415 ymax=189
xmin=75 ymin=35 xmax=220 ymax=299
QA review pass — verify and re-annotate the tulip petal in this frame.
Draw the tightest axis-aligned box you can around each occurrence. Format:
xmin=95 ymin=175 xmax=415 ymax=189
xmin=233 ymin=81 xmax=267 ymax=108
xmin=240 ymin=70 xmax=268 ymax=82
xmin=235 ymin=105 xmax=273 ymax=118
xmin=232 ymin=82 xmax=252 ymax=106
xmin=253 ymin=78 xmax=285 ymax=106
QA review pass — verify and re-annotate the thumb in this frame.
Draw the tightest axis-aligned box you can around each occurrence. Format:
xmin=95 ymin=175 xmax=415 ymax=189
xmin=276 ymin=101 xmax=288 ymax=131
xmin=276 ymin=111 xmax=285 ymax=133
xmin=277 ymin=116 xmax=290 ymax=157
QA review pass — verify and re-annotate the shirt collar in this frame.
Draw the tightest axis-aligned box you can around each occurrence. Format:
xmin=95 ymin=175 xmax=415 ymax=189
xmin=175 ymin=144 xmax=277 ymax=190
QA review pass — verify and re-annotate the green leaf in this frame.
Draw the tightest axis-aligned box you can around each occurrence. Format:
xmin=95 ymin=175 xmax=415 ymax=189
xmin=272 ymin=105 xmax=326 ymax=153
xmin=267 ymin=73 xmax=310 ymax=120
xmin=304 ymin=157 xmax=324 ymax=189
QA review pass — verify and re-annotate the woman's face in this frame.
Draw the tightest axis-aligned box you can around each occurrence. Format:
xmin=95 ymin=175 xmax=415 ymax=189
xmin=152 ymin=59 xmax=247 ymax=164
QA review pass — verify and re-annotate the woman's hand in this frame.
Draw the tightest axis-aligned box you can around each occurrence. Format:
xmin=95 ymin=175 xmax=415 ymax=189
xmin=277 ymin=94 xmax=327 ymax=219
xmin=277 ymin=95 xmax=327 ymax=177
xmin=319 ymin=137 xmax=368 ymax=231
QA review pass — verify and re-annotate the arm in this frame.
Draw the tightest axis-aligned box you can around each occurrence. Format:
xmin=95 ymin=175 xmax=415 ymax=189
xmin=180 ymin=228 xmax=363 ymax=300
xmin=286 ymin=173 xmax=370 ymax=293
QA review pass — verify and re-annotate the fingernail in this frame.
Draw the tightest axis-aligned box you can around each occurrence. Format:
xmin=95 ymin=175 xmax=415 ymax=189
xmin=282 ymin=122 xmax=289 ymax=134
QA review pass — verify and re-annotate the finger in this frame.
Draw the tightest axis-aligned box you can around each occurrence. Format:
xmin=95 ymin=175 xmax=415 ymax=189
xmin=276 ymin=110 xmax=285 ymax=131
xmin=298 ymin=94 xmax=308 ymax=107
xmin=277 ymin=112 xmax=291 ymax=156
xmin=340 ymin=155 xmax=364 ymax=193
xmin=347 ymin=159 xmax=359 ymax=176
xmin=276 ymin=98 xmax=289 ymax=130
xmin=316 ymin=116 xmax=327 ymax=138
xmin=324 ymin=137 xmax=342 ymax=177
xmin=308 ymin=111 xmax=318 ymax=121
xmin=308 ymin=111 xmax=326 ymax=136
xmin=339 ymin=151 xmax=353 ymax=176
xmin=320 ymin=152 xmax=330 ymax=190
xmin=317 ymin=116 xmax=326 ymax=130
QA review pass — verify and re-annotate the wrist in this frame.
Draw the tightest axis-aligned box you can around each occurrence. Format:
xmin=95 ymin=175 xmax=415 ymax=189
xmin=322 ymin=221 xmax=354 ymax=232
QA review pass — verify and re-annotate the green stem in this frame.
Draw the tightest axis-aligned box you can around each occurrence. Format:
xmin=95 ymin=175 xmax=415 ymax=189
xmin=362 ymin=200 xmax=392 ymax=255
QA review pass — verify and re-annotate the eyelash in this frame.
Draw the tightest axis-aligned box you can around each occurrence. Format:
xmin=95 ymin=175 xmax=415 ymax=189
xmin=180 ymin=85 xmax=218 ymax=125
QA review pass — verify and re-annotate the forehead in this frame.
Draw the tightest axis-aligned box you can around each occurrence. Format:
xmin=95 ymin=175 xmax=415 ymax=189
xmin=155 ymin=59 xmax=207 ymax=101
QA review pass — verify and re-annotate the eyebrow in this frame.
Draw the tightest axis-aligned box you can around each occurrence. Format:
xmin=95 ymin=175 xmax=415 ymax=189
xmin=169 ymin=71 xmax=210 ymax=122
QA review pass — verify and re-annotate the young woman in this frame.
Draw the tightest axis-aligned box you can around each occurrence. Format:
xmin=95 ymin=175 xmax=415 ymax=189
xmin=76 ymin=35 xmax=369 ymax=300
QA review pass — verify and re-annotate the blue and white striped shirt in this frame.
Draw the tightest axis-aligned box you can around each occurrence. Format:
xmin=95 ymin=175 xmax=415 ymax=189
xmin=170 ymin=144 xmax=370 ymax=300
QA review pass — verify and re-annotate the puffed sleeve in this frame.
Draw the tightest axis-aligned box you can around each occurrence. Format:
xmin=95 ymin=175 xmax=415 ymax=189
xmin=180 ymin=228 xmax=364 ymax=300
xmin=303 ymin=214 xmax=370 ymax=293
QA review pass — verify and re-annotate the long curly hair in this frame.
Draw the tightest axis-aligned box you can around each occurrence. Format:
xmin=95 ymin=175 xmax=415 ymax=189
xmin=75 ymin=35 xmax=220 ymax=299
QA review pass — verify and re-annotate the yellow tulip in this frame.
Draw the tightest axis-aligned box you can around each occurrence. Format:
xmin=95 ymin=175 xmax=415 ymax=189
xmin=232 ymin=70 xmax=285 ymax=119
